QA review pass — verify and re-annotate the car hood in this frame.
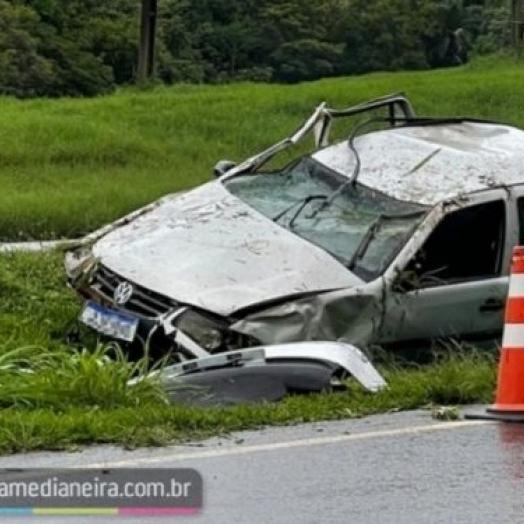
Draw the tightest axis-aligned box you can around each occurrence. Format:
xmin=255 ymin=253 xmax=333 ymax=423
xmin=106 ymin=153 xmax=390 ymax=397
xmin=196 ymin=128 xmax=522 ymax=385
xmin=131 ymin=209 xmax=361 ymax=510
xmin=93 ymin=181 xmax=362 ymax=316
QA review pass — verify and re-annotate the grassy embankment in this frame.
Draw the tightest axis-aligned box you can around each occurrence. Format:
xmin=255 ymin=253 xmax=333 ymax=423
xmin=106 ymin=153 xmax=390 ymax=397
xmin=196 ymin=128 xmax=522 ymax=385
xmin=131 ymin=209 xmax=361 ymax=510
xmin=1 ymin=55 xmax=523 ymax=240
xmin=0 ymin=57 xmax=516 ymax=453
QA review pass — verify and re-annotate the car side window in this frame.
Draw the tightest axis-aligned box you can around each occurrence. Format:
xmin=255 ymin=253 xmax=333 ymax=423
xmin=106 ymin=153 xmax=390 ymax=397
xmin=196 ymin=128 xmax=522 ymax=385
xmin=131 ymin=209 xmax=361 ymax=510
xmin=398 ymin=200 xmax=505 ymax=290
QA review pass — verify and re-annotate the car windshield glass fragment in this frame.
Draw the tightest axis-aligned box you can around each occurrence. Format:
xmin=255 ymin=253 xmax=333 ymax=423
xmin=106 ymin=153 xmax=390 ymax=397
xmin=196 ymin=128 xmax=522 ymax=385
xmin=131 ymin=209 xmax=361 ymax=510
xmin=222 ymin=157 xmax=428 ymax=280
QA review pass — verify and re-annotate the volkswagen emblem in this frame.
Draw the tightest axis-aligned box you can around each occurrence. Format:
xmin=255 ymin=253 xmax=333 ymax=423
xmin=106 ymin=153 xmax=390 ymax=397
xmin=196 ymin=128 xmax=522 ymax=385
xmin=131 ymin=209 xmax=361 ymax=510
xmin=113 ymin=282 xmax=134 ymax=305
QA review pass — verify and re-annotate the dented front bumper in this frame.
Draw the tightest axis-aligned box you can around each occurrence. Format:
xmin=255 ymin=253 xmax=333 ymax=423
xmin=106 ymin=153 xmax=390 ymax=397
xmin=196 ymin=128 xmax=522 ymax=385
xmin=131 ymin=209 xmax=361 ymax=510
xmin=130 ymin=341 xmax=387 ymax=404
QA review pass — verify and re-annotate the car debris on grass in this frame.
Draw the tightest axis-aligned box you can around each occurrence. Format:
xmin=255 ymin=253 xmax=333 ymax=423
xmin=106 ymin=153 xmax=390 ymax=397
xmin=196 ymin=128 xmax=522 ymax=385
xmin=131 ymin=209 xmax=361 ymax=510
xmin=0 ymin=241 xmax=73 ymax=253
xmin=129 ymin=341 xmax=387 ymax=406
xmin=63 ymin=93 xmax=524 ymax=404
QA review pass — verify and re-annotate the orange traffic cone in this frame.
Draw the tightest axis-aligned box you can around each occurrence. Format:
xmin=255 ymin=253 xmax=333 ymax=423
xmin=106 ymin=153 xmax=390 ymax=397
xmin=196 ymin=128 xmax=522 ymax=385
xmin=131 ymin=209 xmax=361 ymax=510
xmin=466 ymin=246 xmax=524 ymax=422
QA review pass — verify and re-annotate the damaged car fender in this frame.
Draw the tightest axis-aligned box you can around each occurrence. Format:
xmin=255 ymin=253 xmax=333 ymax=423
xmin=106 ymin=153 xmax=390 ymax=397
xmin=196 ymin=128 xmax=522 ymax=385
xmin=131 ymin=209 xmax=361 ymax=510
xmin=134 ymin=341 xmax=387 ymax=404
xmin=263 ymin=341 xmax=387 ymax=392
xmin=231 ymin=282 xmax=387 ymax=350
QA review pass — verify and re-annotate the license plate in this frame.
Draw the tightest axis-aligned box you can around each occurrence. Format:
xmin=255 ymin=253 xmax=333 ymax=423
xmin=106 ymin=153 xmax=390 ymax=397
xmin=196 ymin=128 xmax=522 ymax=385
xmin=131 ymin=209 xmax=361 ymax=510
xmin=80 ymin=301 xmax=138 ymax=342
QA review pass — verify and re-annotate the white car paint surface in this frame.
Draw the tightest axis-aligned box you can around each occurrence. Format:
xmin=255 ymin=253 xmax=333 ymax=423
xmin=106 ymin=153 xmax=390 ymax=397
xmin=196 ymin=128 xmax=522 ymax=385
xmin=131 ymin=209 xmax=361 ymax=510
xmin=93 ymin=181 xmax=362 ymax=316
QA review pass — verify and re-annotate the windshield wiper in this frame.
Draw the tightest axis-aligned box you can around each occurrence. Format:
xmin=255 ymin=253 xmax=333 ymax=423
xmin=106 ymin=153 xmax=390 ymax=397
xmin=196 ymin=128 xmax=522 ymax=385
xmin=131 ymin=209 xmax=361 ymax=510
xmin=347 ymin=211 xmax=426 ymax=271
xmin=272 ymin=194 xmax=328 ymax=228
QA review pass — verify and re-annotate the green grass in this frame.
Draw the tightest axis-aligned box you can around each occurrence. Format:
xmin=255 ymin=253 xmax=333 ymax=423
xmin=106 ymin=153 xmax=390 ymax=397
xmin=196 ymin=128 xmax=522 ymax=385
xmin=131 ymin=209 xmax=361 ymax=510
xmin=0 ymin=357 xmax=495 ymax=453
xmin=0 ymin=345 xmax=498 ymax=454
xmin=1 ymin=57 xmax=524 ymax=240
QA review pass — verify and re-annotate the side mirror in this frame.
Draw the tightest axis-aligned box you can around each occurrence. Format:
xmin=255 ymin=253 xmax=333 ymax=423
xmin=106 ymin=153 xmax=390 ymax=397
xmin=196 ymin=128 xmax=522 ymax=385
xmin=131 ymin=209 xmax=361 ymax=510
xmin=213 ymin=160 xmax=237 ymax=178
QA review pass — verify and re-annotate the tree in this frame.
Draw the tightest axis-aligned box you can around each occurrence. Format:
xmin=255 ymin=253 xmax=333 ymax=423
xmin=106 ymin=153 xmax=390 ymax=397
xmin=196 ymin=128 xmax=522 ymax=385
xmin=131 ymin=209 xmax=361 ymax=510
xmin=0 ymin=1 xmax=55 ymax=97
xmin=271 ymin=39 xmax=344 ymax=82
xmin=336 ymin=0 xmax=436 ymax=73
xmin=0 ymin=0 xmax=515 ymax=97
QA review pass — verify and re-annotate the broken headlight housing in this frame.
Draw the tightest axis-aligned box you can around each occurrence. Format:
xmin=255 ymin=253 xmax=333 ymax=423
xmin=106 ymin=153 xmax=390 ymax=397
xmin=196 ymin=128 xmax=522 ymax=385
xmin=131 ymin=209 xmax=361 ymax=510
xmin=174 ymin=309 xmax=260 ymax=353
xmin=64 ymin=246 xmax=96 ymax=282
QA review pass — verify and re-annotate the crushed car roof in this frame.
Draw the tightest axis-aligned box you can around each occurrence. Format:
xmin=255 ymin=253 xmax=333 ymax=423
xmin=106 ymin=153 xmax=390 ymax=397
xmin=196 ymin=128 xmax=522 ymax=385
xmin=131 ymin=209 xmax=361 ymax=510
xmin=312 ymin=121 xmax=524 ymax=206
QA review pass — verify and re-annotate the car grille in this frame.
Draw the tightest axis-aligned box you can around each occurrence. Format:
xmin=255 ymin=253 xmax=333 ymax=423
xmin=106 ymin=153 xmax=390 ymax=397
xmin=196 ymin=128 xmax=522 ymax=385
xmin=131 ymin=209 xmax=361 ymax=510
xmin=90 ymin=264 xmax=176 ymax=319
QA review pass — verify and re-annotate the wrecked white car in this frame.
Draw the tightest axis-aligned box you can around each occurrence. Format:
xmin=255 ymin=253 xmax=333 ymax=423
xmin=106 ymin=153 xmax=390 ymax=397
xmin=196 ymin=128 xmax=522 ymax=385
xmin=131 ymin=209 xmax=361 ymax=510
xmin=65 ymin=93 xmax=524 ymax=390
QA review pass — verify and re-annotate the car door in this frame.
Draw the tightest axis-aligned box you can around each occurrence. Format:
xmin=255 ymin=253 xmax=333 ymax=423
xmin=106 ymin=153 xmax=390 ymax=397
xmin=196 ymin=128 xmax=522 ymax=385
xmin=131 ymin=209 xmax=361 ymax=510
xmin=375 ymin=189 xmax=512 ymax=349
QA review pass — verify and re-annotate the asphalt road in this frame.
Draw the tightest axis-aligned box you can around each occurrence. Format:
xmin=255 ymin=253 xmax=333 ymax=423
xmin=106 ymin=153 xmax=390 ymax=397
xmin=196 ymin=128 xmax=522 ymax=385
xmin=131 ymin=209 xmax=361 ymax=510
xmin=0 ymin=408 xmax=522 ymax=523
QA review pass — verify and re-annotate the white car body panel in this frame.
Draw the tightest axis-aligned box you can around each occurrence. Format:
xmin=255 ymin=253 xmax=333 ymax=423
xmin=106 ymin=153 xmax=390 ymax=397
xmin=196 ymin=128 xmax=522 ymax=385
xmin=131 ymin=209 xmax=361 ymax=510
xmin=134 ymin=342 xmax=387 ymax=393
xmin=313 ymin=122 xmax=524 ymax=206
xmin=263 ymin=341 xmax=387 ymax=392
xmin=93 ymin=181 xmax=362 ymax=316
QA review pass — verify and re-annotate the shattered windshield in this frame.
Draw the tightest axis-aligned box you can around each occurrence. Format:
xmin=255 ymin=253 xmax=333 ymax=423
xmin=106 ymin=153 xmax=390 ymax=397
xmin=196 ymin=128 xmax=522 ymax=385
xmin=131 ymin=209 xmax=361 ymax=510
xmin=222 ymin=157 xmax=428 ymax=281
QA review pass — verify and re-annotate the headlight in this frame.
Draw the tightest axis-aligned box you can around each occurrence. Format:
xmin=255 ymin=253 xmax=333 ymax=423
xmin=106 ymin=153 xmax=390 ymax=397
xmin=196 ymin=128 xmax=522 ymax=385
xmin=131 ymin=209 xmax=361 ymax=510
xmin=174 ymin=310 xmax=225 ymax=351
xmin=64 ymin=246 xmax=95 ymax=280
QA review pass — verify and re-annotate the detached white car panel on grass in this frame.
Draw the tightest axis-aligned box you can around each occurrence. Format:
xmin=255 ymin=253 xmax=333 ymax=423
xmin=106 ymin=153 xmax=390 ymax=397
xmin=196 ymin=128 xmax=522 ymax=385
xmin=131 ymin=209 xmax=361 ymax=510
xmin=131 ymin=342 xmax=386 ymax=394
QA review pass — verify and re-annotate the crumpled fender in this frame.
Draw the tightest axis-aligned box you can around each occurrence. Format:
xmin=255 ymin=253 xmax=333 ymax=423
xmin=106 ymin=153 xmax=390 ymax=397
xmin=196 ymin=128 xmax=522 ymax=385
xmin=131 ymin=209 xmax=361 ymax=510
xmin=132 ymin=342 xmax=387 ymax=395
xmin=231 ymin=290 xmax=384 ymax=349
xmin=262 ymin=341 xmax=387 ymax=392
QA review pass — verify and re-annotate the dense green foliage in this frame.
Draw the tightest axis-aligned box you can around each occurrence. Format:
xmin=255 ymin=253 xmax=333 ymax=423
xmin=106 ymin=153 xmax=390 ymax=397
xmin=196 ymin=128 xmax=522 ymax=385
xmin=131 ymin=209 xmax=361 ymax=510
xmin=0 ymin=0 xmax=514 ymax=97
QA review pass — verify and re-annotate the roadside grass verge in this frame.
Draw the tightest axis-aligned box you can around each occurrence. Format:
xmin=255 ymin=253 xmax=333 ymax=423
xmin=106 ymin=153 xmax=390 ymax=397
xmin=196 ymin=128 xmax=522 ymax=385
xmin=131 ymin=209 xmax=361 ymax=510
xmin=0 ymin=251 xmax=80 ymax=352
xmin=0 ymin=349 xmax=496 ymax=454
xmin=0 ymin=344 xmax=166 ymax=411
xmin=1 ymin=58 xmax=524 ymax=240
xmin=0 ymin=251 xmax=497 ymax=454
